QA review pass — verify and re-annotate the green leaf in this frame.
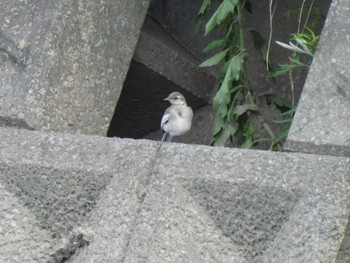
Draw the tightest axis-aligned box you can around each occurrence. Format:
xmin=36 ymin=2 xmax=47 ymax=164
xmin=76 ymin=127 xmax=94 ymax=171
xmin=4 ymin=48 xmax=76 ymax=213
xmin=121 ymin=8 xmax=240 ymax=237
xmin=241 ymin=139 xmax=254 ymax=149
xmin=288 ymin=56 xmax=309 ymax=67
xmin=195 ymin=15 xmax=204 ymax=32
xmin=228 ymin=52 xmax=245 ymax=81
xmin=276 ymin=128 xmax=290 ymax=141
xmin=198 ymin=0 xmax=212 ymax=15
xmin=262 ymin=93 xmax=292 ymax=112
xmin=212 ymin=111 xmax=225 ymax=136
xmin=276 ymin=40 xmax=313 ymax=56
xmin=213 ymin=52 xmax=245 ymax=109
xmin=233 ymin=104 xmax=259 ymax=117
xmin=195 ymin=0 xmax=212 ymax=32
xmin=217 ymin=103 xmax=228 ymax=118
xmin=281 ymin=105 xmax=296 ymax=116
xmin=213 ymin=121 xmax=238 ymax=147
xmin=203 ymin=38 xmax=227 ymax=52
xmin=272 ymin=118 xmax=292 ymax=124
xmin=199 ymin=48 xmax=229 ymax=67
xmin=205 ymin=0 xmax=238 ymax=36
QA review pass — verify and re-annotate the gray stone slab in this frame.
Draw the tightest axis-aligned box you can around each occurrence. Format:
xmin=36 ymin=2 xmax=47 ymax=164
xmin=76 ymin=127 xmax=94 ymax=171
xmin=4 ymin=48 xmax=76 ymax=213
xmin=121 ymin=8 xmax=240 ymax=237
xmin=125 ymin=143 xmax=350 ymax=262
xmin=285 ymin=0 xmax=350 ymax=157
xmin=0 ymin=0 xmax=149 ymax=135
xmin=0 ymin=127 xmax=158 ymax=262
xmin=1 ymin=127 xmax=349 ymax=262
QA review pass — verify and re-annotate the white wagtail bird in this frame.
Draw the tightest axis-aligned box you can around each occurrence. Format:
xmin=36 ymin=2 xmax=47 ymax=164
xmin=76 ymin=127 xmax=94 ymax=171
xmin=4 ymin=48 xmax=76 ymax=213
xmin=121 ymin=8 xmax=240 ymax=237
xmin=160 ymin=92 xmax=193 ymax=142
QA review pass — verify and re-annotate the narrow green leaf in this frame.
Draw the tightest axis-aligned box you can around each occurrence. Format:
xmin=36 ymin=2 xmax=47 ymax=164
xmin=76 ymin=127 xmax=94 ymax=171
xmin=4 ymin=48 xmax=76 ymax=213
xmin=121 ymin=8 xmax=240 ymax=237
xmin=241 ymin=139 xmax=254 ymax=149
xmin=198 ymin=0 xmax=212 ymax=15
xmin=212 ymin=111 xmax=225 ymax=136
xmin=213 ymin=121 xmax=238 ymax=147
xmin=213 ymin=53 xmax=245 ymax=109
xmin=199 ymin=48 xmax=229 ymax=67
xmin=217 ymin=103 xmax=228 ymax=118
xmin=281 ymin=106 xmax=297 ymax=116
xmin=195 ymin=15 xmax=204 ymax=32
xmin=203 ymin=38 xmax=227 ymax=52
xmin=213 ymin=71 xmax=230 ymax=108
xmin=276 ymin=128 xmax=290 ymax=141
xmin=272 ymin=118 xmax=292 ymax=124
xmin=205 ymin=0 xmax=238 ymax=36
xmin=228 ymin=52 xmax=245 ymax=81
xmin=195 ymin=0 xmax=212 ymax=32
xmin=288 ymin=57 xmax=309 ymax=67
xmin=233 ymin=104 xmax=259 ymax=117
xmin=276 ymin=41 xmax=313 ymax=56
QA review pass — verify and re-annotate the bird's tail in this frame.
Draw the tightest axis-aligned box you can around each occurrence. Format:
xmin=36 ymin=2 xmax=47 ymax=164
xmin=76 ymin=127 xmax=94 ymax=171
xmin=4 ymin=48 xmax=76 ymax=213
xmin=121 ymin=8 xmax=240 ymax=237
xmin=161 ymin=132 xmax=173 ymax=142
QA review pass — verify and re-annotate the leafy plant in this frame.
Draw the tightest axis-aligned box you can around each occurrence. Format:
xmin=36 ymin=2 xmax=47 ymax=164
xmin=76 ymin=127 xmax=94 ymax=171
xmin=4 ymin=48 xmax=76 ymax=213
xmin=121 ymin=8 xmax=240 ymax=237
xmin=197 ymin=0 xmax=323 ymax=149
xmin=271 ymin=27 xmax=319 ymax=78
xmin=197 ymin=0 xmax=270 ymax=148
xmin=270 ymin=26 xmax=319 ymax=145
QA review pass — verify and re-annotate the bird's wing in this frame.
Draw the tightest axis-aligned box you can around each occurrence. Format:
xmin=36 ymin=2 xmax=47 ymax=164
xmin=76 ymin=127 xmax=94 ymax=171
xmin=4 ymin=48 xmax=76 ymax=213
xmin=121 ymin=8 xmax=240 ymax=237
xmin=160 ymin=107 xmax=171 ymax=129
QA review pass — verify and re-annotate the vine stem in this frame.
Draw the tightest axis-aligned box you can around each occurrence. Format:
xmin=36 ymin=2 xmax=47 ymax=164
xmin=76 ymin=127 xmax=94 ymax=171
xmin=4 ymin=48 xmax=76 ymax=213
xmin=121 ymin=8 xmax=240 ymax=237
xmin=289 ymin=0 xmax=312 ymax=105
xmin=236 ymin=0 xmax=245 ymax=50
xmin=266 ymin=0 xmax=278 ymax=70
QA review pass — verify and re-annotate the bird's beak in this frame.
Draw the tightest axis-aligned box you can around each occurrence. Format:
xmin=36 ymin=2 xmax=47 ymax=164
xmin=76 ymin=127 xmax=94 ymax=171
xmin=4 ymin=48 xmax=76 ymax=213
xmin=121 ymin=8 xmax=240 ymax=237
xmin=164 ymin=97 xmax=170 ymax=101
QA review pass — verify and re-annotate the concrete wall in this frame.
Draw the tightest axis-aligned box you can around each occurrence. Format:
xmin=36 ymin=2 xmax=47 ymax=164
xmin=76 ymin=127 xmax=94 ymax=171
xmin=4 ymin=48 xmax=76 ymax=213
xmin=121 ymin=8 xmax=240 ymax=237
xmin=0 ymin=0 xmax=149 ymax=135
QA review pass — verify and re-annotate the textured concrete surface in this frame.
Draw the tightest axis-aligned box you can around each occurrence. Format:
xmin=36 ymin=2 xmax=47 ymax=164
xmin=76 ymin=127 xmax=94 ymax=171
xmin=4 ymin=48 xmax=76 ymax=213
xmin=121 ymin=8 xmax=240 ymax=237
xmin=0 ymin=181 xmax=55 ymax=262
xmin=285 ymin=0 xmax=350 ymax=157
xmin=126 ymin=143 xmax=350 ymax=263
xmin=0 ymin=0 xmax=149 ymax=135
xmin=0 ymin=127 xmax=158 ymax=262
xmin=1 ymin=127 xmax=348 ymax=262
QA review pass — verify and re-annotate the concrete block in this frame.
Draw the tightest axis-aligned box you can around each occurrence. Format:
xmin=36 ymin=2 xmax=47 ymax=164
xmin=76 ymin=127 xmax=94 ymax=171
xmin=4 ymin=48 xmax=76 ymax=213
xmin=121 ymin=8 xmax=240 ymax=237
xmin=0 ymin=0 xmax=149 ymax=135
xmin=1 ymin=127 xmax=349 ymax=261
xmin=125 ymin=143 xmax=350 ymax=262
xmin=285 ymin=0 xmax=350 ymax=157
xmin=0 ymin=127 xmax=158 ymax=262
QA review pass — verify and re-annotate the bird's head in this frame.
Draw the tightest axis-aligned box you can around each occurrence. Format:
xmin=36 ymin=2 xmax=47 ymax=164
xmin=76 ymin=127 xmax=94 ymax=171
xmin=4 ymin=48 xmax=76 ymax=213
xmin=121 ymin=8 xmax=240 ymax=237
xmin=164 ymin=92 xmax=187 ymax=105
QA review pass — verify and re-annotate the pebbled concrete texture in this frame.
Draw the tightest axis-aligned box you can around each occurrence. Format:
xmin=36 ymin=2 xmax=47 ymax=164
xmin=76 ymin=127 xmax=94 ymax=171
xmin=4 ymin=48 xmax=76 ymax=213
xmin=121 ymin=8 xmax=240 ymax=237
xmin=0 ymin=127 xmax=158 ymax=262
xmin=126 ymin=143 xmax=350 ymax=263
xmin=0 ymin=181 xmax=55 ymax=262
xmin=285 ymin=0 xmax=350 ymax=157
xmin=1 ymin=127 xmax=348 ymax=262
xmin=0 ymin=0 xmax=149 ymax=135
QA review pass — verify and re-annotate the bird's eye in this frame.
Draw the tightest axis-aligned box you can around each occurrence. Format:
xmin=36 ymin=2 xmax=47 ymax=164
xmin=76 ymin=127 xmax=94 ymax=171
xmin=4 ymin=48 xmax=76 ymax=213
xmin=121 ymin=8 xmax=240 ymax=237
xmin=175 ymin=96 xmax=180 ymax=100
